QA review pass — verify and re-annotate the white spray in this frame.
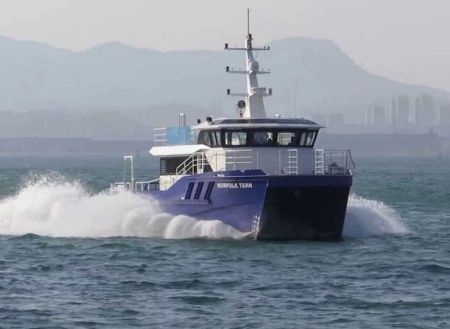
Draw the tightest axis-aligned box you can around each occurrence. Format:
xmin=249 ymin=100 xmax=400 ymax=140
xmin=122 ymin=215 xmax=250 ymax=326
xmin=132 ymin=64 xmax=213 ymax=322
xmin=343 ymin=195 xmax=409 ymax=238
xmin=0 ymin=175 xmax=244 ymax=239
xmin=0 ymin=175 xmax=408 ymax=239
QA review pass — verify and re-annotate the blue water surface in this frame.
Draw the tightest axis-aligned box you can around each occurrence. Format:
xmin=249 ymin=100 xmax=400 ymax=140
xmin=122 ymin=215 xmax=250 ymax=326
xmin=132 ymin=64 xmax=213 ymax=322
xmin=0 ymin=155 xmax=449 ymax=328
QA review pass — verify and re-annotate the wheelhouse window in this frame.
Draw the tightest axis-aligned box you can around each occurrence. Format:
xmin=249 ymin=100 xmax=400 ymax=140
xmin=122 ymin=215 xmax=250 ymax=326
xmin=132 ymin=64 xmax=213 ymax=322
xmin=250 ymin=131 xmax=275 ymax=146
xmin=299 ymin=131 xmax=317 ymax=147
xmin=278 ymin=132 xmax=297 ymax=146
xmin=224 ymin=130 xmax=277 ymax=147
xmin=197 ymin=128 xmax=318 ymax=148
xmin=224 ymin=131 xmax=247 ymax=146
xmin=198 ymin=130 xmax=221 ymax=147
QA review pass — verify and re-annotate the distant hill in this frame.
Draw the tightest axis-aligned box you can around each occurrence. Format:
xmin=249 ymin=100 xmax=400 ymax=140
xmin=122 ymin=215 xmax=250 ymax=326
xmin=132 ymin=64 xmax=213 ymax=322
xmin=0 ymin=35 xmax=449 ymax=138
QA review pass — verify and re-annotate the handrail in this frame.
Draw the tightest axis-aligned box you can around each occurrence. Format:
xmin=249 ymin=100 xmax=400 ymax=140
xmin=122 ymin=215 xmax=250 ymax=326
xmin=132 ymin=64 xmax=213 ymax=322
xmin=224 ymin=149 xmax=253 ymax=170
xmin=111 ymin=148 xmax=355 ymax=195
xmin=146 ymin=148 xmax=355 ymax=193
xmin=173 ymin=148 xmax=354 ymax=177
xmin=176 ymin=152 xmax=208 ymax=176
xmin=320 ymin=149 xmax=355 ymax=175
xmin=111 ymin=178 xmax=160 ymax=192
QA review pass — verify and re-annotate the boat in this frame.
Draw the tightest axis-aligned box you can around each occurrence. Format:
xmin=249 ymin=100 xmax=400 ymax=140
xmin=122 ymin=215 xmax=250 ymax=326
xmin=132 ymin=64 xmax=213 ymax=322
xmin=112 ymin=11 xmax=355 ymax=240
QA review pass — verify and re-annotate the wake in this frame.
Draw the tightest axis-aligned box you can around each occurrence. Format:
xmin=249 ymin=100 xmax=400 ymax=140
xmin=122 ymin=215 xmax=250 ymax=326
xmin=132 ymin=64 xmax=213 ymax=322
xmin=0 ymin=175 xmax=408 ymax=239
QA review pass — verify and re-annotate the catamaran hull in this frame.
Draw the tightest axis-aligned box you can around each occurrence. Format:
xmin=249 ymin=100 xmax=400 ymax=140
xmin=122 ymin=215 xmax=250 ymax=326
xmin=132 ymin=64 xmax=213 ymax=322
xmin=144 ymin=170 xmax=352 ymax=240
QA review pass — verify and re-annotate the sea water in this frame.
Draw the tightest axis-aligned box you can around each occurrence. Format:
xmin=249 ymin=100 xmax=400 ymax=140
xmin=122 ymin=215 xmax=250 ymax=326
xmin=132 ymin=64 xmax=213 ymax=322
xmin=0 ymin=155 xmax=449 ymax=328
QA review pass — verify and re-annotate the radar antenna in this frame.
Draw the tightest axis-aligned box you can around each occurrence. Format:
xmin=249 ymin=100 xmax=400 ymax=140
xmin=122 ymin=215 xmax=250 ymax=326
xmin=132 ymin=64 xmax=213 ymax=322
xmin=224 ymin=9 xmax=272 ymax=119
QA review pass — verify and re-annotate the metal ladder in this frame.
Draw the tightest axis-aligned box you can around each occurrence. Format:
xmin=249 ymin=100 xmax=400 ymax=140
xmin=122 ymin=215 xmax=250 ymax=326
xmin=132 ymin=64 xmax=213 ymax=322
xmin=314 ymin=149 xmax=325 ymax=175
xmin=251 ymin=215 xmax=261 ymax=238
xmin=287 ymin=149 xmax=298 ymax=175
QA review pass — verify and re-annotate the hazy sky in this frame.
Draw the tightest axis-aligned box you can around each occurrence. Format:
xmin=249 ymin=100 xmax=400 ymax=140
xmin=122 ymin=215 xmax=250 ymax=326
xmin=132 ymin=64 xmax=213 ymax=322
xmin=0 ymin=0 xmax=449 ymax=91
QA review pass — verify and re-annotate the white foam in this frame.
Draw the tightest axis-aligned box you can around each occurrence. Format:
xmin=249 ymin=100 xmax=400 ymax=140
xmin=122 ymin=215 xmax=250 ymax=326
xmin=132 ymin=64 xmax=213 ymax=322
xmin=0 ymin=175 xmax=245 ymax=239
xmin=344 ymin=195 xmax=409 ymax=238
xmin=0 ymin=175 xmax=408 ymax=240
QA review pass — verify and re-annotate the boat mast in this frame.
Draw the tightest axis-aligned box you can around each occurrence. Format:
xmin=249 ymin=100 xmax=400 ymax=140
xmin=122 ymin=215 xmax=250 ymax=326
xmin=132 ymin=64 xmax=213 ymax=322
xmin=225 ymin=9 xmax=272 ymax=119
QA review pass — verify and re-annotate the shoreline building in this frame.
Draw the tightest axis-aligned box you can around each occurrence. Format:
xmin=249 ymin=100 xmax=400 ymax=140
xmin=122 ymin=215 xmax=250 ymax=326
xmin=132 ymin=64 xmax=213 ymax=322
xmin=365 ymin=105 xmax=388 ymax=127
xmin=365 ymin=94 xmax=440 ymax=132
xmin=440 ymin=104 xmax=450 ymax=126
xmin=390 ymin=94 xmax=411 ymax=129
xmin=413 ymin=94 xmax=437 ymax=127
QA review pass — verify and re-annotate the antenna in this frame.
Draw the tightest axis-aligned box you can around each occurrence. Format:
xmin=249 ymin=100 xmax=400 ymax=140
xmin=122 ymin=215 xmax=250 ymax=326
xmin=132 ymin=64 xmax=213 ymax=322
xmin=247 ymin=8 xmax=250 ymax=36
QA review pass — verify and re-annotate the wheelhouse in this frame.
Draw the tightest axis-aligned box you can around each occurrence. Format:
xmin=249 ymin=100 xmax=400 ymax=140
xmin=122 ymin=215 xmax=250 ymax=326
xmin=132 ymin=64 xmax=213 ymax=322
xmin=194 ymin=117 xmax=321 ymax=148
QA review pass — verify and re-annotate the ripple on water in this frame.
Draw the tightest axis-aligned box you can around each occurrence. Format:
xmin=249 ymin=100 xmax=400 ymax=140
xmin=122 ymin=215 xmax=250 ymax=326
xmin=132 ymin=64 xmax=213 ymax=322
xmin=118 ymin=280 xmax=158 ymax=289
xmin=419 ymin=263 xmax=450 ymax=274
xmin=170 ymin=295 xmax=226 ymax=305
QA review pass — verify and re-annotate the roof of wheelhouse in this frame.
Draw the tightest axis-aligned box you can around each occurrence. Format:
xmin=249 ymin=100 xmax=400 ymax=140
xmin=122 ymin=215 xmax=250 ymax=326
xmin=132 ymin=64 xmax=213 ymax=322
xmin=193 ymin=117 xmax=323 ymax=130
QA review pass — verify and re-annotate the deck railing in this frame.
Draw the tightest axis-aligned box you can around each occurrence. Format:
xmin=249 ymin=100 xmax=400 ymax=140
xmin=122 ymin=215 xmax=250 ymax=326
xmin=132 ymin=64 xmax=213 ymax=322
xmin=225 ymin=149 xmax=254 ymax=170
xmin=111 ymin=149 xmax=354 ymax=192
xmin=315 ymin=149 xmax=355 ymax=175
xmin=174 ymin=148 xmax=353 ymax=177
xmin=111 ymin=179 xmax=160 ymax=192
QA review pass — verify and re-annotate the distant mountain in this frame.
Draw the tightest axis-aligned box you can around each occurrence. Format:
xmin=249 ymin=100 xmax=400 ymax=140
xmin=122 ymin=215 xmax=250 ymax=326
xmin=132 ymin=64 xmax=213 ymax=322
xmin=0 ymin=35 xmax=449 ymax=138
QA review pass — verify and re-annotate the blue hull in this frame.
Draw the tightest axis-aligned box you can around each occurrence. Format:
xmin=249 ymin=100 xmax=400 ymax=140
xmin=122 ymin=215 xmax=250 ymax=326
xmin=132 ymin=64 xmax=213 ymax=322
xmin=143 ymin=170 xmax=352 ymax=240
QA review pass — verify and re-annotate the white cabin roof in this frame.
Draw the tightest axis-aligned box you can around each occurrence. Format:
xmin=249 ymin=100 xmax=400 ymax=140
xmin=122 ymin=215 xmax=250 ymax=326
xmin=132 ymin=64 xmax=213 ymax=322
xmin=192 ymin=118 xmax=323 ymax=130
xmin=150 ymin=144 xmax=210 ymax=157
